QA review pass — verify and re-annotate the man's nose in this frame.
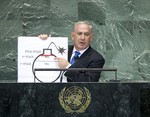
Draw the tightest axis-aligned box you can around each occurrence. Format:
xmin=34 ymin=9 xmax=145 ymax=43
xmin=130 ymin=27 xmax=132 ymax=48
xmin=81 ymin=34 xmax=85 ymax=39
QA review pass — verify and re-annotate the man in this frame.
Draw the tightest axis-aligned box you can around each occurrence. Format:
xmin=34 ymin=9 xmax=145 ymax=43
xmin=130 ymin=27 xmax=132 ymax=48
xmin=39 ymin=21 xmax=105 ymax=82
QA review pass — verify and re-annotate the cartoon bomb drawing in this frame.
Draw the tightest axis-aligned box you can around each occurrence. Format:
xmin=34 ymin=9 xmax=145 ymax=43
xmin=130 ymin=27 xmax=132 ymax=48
xmin=32 ymin=42 xmax=66 ymax=83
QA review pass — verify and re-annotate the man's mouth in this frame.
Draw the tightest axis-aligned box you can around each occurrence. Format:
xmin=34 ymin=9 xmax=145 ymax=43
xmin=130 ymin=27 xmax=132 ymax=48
xmin=79 ymin=42 xmax=85 ymax=45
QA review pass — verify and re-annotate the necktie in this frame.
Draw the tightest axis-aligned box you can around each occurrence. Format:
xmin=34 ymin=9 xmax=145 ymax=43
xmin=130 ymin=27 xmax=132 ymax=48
xmin=70 ymin=51 xmax=80 ymax=65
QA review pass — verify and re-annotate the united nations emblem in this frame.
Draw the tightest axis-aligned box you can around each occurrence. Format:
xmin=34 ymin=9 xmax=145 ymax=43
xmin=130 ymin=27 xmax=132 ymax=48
xmin=58 ymin=86 xmax=91 ymax=113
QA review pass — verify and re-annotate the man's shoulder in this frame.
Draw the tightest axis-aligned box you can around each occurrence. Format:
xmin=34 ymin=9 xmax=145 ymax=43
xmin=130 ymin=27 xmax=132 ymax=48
xmin=90 ymin=47 xmax=105 ymax=60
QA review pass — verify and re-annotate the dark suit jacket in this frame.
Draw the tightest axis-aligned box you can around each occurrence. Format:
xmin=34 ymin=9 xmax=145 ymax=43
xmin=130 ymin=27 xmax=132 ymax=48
xmin=64 ymin=45 xmax=105 ymax=82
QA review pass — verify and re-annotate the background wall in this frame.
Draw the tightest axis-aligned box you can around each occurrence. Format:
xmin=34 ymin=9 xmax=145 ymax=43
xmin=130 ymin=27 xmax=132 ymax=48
xmin=0 ymin=0 xmax=150 ymax=82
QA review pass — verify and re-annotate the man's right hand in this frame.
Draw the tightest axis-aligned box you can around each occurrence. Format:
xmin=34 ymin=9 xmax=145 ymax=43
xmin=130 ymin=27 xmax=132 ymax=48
xmin=38 ymin=34 xmax=49 ymax=40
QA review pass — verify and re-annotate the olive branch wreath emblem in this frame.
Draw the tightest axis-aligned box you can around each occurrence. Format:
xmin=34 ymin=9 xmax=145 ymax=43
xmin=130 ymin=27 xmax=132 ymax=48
xmin=58 ymin=86 xmax=91 ymax=113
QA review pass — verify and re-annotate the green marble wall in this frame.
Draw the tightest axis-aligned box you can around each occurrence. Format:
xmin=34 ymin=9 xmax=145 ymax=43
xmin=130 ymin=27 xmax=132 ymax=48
xmin=0 ymin=0 xmax=150 ymax=82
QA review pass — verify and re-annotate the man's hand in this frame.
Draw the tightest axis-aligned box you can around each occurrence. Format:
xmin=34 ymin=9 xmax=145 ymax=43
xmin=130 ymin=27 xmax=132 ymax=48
xmin=38 ymin=34 xmax=49 ymax=40
xmin=55 ymin=57 xmax=70 ymax=68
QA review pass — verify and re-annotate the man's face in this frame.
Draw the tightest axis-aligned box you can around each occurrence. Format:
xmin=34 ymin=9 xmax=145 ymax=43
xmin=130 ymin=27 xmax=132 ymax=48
xmin=71 ymin=23 xmax=93 ymax=51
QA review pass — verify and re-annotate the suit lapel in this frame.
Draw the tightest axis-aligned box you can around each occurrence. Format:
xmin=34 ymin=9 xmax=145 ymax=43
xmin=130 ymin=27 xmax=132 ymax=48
xmin=79 ymin=46 xmax=92 ymax=59
xmin=74 ymin=46 xmax=92 ymax=65
xmin=68 ymin=45 xmax=74 ymax=61
xmin=68 ymin=45 xmax=92 ymax=64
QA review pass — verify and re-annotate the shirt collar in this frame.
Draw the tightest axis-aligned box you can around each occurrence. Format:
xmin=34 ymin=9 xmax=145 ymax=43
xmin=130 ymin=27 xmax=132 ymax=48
xmin=72 ymin=46 xmax=89 ymax=57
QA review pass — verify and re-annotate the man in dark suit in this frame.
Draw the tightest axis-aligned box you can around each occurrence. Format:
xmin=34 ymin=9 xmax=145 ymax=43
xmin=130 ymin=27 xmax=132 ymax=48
xmin=39 ymin=21 xmax=105 ymax=82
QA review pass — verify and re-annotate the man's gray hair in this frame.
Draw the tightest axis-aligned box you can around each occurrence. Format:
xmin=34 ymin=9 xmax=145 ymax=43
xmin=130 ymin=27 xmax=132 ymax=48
xmin=73 ymin=21 xmax=93 ymax=32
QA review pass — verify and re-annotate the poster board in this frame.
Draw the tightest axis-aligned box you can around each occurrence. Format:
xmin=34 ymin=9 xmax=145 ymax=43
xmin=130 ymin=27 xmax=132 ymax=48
xmin=18 ymin=36 xmax=68 ymax=83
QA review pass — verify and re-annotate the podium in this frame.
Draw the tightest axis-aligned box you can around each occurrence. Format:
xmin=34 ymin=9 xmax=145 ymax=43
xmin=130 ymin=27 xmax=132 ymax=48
xmin=0 ymin=83 xmax=150 ymax=116
xmin=0 ymin=68 xmax=150 ymax=117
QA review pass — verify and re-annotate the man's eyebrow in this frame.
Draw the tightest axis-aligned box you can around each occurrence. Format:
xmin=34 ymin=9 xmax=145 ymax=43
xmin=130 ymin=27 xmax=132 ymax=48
xmin=76 ymin=31 xmax=90 ymax=33
xmin=77 ymin=32 xmax=89 ymax=34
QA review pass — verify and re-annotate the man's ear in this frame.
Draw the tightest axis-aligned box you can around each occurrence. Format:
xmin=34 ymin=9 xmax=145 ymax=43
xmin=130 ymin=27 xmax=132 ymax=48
xmin=71 ymin=32 xmax=75 ymax=40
